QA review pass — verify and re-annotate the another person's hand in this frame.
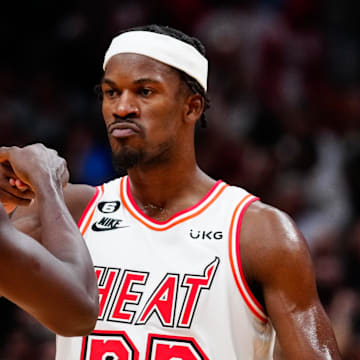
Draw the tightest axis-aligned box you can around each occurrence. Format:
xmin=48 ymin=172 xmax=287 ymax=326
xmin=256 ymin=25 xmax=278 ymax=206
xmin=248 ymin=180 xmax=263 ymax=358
xmin=0 ymin=144 xmax=69 ymax=200
xmin=0 ymin=201 xmax=11 ymax=221
xmin=0 ymin=160 xmax=35 ymax=214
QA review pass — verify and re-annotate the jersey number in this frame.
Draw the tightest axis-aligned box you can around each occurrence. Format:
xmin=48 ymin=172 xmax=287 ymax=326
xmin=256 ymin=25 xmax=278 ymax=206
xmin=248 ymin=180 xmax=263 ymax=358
xmin=81 ymin=331 xmax=209 ymax=360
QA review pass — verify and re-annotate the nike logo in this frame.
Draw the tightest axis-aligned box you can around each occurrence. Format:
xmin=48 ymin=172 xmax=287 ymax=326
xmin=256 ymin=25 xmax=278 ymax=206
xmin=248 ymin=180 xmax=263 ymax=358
xmin=92 ymin=217 xmax=129 ymax=232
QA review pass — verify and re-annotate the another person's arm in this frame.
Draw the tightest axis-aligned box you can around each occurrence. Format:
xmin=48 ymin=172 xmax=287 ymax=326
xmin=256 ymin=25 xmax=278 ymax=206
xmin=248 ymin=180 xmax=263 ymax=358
xmin=242 ymin=201 xmax=341 ymax=359
xmin=0 ymin=144 xmax=99 ymax=336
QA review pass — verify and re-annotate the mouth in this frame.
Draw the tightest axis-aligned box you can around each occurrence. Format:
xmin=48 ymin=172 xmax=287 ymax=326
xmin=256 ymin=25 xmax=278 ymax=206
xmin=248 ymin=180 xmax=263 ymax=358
xmin=108 ymin=122 xmax=140 ymax=139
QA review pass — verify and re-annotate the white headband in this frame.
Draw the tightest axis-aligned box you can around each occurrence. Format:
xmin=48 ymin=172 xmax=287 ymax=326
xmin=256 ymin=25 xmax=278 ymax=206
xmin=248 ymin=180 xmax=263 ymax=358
xmin=103 ymin=31 xmax=208 ymax=91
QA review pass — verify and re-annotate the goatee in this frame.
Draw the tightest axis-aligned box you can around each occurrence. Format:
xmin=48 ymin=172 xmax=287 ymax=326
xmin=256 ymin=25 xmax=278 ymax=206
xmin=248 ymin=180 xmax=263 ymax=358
xmin=111 ymin=147 xmax=143 ymax=175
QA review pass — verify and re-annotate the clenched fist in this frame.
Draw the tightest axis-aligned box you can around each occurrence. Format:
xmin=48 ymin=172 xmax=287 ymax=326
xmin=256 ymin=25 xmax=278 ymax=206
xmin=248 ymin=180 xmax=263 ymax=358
xmin=0 ymin=144 xmax=69 ymax=213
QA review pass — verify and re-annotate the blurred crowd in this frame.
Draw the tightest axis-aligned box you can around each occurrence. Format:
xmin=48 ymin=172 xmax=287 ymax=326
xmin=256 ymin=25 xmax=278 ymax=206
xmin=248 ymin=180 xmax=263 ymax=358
xmin=0 ymin=0 xmax=359 ymax=358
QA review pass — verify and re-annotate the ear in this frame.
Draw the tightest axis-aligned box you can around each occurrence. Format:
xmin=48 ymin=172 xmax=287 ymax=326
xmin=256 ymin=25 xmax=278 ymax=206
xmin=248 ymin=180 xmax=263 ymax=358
xmin=183 ymin=94 xmax=205 ymax=125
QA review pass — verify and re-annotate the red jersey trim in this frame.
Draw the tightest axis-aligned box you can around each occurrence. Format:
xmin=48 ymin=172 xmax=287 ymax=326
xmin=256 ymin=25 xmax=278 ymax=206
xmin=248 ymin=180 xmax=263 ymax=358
xmin=78 ymin=185 xmax=104 ymax=236
xmin=120 ymin=176 xmax=228 ymax=231
xmin=229 ymin=195 xmax=268 ymax=323
xmin=77 ymin=187 xmax=99 ymax=229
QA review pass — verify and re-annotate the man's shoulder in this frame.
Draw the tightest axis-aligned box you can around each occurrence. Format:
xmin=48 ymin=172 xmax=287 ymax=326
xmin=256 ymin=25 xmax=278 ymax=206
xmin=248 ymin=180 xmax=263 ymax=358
xmin=241 ymin=200 xmax=311 ymax=285
xmin=64 ymin=184 xmax=98 ymax=224
xmin=224 ymin=182 xmax=305 ymax=253
xmin=64 ymin=177 xmax=124 ymax=223
xmin=243 ymin=200 xmax=306 ymax=252
xmin=245 ymin=200 xmax=288 ymax=225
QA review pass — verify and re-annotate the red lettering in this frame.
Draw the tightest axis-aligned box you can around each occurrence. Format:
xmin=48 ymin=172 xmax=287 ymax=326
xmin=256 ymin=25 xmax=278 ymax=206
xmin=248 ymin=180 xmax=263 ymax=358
xmin=154 ymin=344 xmax=198 ymax=359
xmin=137 ymin=274 xmax=179 ymax=327
xmin=146 ymin=334 xmax=209 ymax=360
xmin=178 ymin=258 xmax=219 ymax=327
xmin=82 ymin=331 xmax=139 ymax=360
xmin=95 ymin=267 xmax=120 ymax=319
xmin=109 ymin=270 xmax=148 ymax=323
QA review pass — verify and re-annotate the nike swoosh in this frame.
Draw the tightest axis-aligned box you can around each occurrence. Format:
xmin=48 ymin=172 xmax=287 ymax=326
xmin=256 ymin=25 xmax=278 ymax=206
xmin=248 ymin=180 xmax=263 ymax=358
xmin=91 ymin=223 xmax=129 ymax=232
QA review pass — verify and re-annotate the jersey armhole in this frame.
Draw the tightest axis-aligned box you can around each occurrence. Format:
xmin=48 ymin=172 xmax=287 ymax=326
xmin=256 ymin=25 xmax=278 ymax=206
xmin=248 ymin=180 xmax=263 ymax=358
xmin=228 ymin=195 xmax=268 ymax=323
xmin=78 ymin=185 xmax=104 ymax=235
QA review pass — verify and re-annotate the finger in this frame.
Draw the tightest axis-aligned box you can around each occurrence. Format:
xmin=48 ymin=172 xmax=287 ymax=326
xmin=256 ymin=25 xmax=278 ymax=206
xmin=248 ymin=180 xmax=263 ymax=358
xmin=15 ymin=179 xmax=29 ymax=191
xmin=3 ymin=164 xmax=32 ymax=190
xmin=1 ymin=163 xmax=28 ymax=190
xmin=17 ymin=190 xmax=35 ymax=200
xmin=3 ymin=181 xmax=35 ymax=200
xmin=1 ymin=161 xmax=17 ymax=179
xmin=9 ymin=178 xmax=27 ymax=190
xmin=57 ymin=159 xmax=70 ymax=188
xmin=0 ymin=189 xmax=33 ymax=207
xmin=8 ymin=177 xmax=29 ymax=192
xmin=0 ymin=164 xmax=32 ymax=200
xmin=14 ymin=188 xmax=35 ymax=200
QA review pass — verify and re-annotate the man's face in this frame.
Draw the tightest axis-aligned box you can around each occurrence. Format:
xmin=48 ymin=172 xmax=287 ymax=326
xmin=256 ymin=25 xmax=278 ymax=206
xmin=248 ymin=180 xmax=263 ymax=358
xmin=101 ymin=53 xmax=188 ymax=172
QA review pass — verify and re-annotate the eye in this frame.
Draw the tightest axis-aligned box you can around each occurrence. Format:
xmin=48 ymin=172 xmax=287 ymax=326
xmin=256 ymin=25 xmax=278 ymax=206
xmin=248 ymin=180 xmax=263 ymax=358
xmin=101 ymin=85 xmax=120 ymax=99
xmin=139 ymin=87 xmax=154 ymax=97
xmin=105 ymin=89 xmax=117 ymax=97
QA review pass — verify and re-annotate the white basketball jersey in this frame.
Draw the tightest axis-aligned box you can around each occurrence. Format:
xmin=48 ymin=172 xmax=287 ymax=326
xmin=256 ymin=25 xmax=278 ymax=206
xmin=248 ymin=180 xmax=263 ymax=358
xmin=56 ymin=176 xmax=275 ymax=360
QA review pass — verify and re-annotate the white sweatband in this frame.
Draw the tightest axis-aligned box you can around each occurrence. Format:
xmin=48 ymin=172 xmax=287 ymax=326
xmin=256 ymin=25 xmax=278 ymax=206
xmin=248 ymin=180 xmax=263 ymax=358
xmin=103 ymin=31 xmax=208 ymax=91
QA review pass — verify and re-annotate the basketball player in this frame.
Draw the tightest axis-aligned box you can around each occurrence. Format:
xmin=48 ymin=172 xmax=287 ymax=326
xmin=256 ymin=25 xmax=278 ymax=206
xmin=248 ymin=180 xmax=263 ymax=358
xmin=1 ymin=25 xmax=341 ymax=359
xmin=0 ymin=144 xmax=98 ymax=336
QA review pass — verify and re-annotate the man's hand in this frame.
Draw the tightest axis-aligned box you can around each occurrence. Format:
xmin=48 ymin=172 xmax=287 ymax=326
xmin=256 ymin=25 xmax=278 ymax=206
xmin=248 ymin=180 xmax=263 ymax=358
xmin=0 ymin=144 xmax=99 ymax=336
xmin=0 ymin=161 xmax=35 ymax=213
xmin=0 ymin=144 xmax=69 ymax=206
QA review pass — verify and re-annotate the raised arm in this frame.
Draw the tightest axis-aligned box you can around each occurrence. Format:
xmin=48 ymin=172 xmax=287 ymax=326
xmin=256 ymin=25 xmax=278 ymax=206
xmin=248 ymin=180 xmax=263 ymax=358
xmin=0 ymin=144 xmax=98 ymax=336
xmin=241 ymin=201 xmax=341 ymax=359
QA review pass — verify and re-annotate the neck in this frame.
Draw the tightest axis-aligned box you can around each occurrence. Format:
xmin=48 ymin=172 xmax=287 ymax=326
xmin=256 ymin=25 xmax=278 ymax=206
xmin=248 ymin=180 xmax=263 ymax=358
xmin=126 ymin=154 xmax=216 ymax=221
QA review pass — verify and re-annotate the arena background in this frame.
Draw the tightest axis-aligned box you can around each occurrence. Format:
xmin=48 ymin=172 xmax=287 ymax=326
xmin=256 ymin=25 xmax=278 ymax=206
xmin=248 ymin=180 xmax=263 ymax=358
xmin=0 ymin=0 xmax=359 ymax=358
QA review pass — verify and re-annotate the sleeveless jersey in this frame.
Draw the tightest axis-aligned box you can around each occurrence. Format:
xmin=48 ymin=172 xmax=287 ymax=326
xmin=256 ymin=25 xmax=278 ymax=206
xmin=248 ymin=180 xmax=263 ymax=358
xmin=56 ymin=176 xmax=275 ymax=360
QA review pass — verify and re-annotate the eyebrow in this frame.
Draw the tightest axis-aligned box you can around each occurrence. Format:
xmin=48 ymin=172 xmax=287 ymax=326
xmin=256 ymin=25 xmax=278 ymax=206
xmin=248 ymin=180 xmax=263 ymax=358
xmin=101 ymin=78 xmax=115 ymax=86
xmin=133 ymin=78 xmax=161 ymax=85
xmin=102 ymin=77 xmax=161 ymax=86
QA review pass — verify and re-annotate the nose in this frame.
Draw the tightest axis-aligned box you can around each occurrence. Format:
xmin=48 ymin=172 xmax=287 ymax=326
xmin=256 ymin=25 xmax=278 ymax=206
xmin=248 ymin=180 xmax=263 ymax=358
xmin=113 ymin=91 xmax=139 ymax=119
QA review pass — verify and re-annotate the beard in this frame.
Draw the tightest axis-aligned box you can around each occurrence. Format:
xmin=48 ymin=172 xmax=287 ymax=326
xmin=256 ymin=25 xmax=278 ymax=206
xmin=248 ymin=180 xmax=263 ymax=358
xmin=111 ymin=137 xmax=175 ymax=176
xmin=111 ymin=146 xmax=144 ymax=176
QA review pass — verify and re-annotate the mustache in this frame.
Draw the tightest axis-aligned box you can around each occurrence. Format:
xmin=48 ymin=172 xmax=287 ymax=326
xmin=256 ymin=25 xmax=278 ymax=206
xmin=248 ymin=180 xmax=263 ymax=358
xmin=108 ymin=117 xmax=143 ymax=131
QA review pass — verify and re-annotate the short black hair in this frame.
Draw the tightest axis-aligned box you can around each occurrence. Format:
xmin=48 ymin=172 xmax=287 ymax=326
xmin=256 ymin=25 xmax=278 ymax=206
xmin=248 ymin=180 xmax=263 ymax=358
xmin=107 ymin=24 xmax=211 ymax=128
